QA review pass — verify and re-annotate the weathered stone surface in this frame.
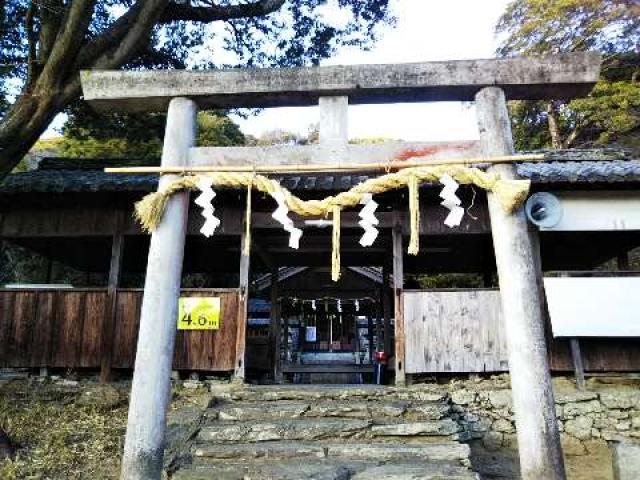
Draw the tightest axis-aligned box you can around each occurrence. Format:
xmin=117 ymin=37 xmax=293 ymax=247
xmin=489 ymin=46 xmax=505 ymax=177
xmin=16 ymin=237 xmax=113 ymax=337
xmin=195 ymin=442 xmax=325 ymax=460
xmin=307 ymin=401 xmax=372 ymax=419
xmin=370 ymin=401 xmax=409 ymax=418
xmin=165 ymin=405 xmax=204 ymax=468
xmin=371 ymin=419 xmax=460 ymax=437
xmin=173 ymin=459 xmax=360 ymax=480
xmin=491 ymin=418 xmax=514 ymax=433
xmin=600 ymin=391 xmax=640 ymax=410
xmin=326 ymin=443 xmax=470 ymax=463
xmin=451 ymin=389 xmax=477 ymax=405
xmin=562 ymin=399 xmax=603 ymax=418
xmin=406 ymin=402 xmax=449 ymax=420
xmin=199 ymin=419 xmax=372 ymax=443
xmin=560 ymin=434 xmax=587 ymax=456
xmin=350 ymin=462 xmax=479 ymax=480
xmin=487 ymin=390 xmax=512 ymax=410
xmin=565 ymin=416 xmax=594 ymax=440
xmin=82 ymin=53 xmax=601 ymax=112
xmin=211 ymin=401 xmax=309 ymax=421
xmin=554 ymin=391 xmax=599 ymax=404
xmin=612 ymin=442 xmax=640 ymax=480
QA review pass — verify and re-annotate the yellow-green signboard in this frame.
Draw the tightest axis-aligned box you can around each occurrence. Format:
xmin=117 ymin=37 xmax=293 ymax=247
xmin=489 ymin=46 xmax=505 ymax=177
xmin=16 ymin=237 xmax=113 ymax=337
xmin=178 ymin=297 xmax=221 ymax=330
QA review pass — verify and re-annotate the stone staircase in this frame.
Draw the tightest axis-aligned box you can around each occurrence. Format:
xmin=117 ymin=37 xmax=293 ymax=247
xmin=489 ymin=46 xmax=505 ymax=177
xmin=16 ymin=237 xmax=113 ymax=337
xmin=171 ymin=385 xmax=479 ymax=480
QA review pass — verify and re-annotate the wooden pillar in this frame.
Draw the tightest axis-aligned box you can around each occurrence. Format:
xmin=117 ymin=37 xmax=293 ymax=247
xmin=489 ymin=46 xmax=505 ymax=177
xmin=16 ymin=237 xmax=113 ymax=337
xmin=569 ymin=338 xmax=586 ymax=391
xmin=374 ymin=290 xmax=383 ymax=351
xmin=382 ymin=263 xmax=392 ymax=355
xmin=234 ymin=217 xmax=250 ymax=381
xmin=476 ymin=87 xmax=565 ymax=480
xmin=120 ymin=97 xmax=196 ymax=480
xmin=270 ymin=268 xmax=281 ymax=382
xmin=392 ymin=220 xmax=405 ymax=386
xmin=100 ymin=210 xmax=125 ymax=383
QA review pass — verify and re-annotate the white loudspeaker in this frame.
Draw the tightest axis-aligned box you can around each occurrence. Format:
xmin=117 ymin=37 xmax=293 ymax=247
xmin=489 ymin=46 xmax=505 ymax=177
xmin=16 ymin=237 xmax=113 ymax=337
xmin=525 ymin=192 xmax=563 ymax=228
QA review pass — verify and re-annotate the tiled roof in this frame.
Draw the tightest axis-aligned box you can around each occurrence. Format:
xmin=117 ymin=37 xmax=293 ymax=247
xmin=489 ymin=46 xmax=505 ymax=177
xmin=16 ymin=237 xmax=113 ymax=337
xmin=2 ymin=151 xmax=639 ymax=194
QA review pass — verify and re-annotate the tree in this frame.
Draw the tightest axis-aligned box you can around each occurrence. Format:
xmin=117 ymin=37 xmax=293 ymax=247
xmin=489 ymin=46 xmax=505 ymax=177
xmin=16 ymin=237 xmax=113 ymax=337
xmin=496 ymin=0 xmax=640 ymax=150
xmin=0 ymin=1 xmax=394 ymax=178
xmin=56 ymin=106 xmax=246 ymax=159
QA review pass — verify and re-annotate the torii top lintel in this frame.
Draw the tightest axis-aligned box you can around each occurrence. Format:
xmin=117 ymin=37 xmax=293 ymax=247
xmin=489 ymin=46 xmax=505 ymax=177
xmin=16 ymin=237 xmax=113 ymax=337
xmin=81 ymin=53 xmax=601 ymax=113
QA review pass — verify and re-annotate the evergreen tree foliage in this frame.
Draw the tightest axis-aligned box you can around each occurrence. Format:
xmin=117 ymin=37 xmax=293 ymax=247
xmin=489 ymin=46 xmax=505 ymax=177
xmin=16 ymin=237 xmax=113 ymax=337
xmin=496 ymin=0 xmax=639 ymax=150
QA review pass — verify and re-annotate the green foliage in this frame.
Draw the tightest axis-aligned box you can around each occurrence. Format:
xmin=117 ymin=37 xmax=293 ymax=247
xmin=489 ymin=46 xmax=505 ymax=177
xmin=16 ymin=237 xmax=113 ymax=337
xmin=571 ymin=79 xmax=640 ymax=145
xmin=406 ymin=273 xmax=485 ymax=289
xmin=0 ymin=1 xmax=395 ymax=116
xmin=57 ymin=109 xmax=246 ymax=159
xmin=497 ymin=0 xmax=640 ymax=150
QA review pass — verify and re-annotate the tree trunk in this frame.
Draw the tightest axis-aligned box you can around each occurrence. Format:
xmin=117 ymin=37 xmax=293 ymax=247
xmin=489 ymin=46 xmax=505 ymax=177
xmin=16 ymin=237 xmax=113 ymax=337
xmin=546 ymin=101 xmax=562 ymax=149
xmin=0 ymin=80 xmax=80 ymax=177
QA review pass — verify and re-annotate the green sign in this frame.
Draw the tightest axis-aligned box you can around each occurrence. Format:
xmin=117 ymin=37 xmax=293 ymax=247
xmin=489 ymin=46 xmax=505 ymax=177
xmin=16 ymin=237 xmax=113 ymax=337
xmin=178 ymin=297 xmax=221 ymax=330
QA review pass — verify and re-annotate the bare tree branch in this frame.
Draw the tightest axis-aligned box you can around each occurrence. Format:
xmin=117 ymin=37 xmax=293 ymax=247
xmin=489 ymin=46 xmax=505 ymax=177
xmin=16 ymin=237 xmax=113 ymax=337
xmin=159 ymin=0 xmax=285 ymax=23
xmin=39 ymin=0 xmax=96 ymax=87
xmin=25 ymin=1 xmax=38 ymax=89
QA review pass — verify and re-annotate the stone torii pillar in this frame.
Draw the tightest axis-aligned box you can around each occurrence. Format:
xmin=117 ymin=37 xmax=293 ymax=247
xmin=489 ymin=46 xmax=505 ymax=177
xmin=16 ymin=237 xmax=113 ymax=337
xmin=476 ymin=87 xmax=566 ymax=480
xmin=120 ymin=97 xmax=197 ymax=480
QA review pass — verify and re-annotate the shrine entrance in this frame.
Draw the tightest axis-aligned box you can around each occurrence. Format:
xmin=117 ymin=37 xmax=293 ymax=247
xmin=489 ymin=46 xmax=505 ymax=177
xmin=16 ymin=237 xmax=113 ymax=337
xmin=259 ymin=266 xmax=390 ymax=383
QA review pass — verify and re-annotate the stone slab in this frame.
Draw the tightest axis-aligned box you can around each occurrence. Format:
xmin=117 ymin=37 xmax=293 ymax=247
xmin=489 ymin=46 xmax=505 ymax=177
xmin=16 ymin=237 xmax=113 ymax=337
xmin=172 ymin=459 xmax=363 ymax=480
xmin=371 ymin=419 xmax=460 ymax=437
xmin=325 ymin=442 xmax=470 ymax=463
xmin=194 ymin=442 xmax=325 ymax=460
xmin=350 ymin=463 xmax=479 ymax=480
xmin=198 ymin=418 xmax=372 ymax=443
xmin=81 ymin=53 xmax=600 ymax=112
xmin=208 ymin=400 xmax=310 ymax=421
xmin=612 ymin=442 xmax=640 ymax=480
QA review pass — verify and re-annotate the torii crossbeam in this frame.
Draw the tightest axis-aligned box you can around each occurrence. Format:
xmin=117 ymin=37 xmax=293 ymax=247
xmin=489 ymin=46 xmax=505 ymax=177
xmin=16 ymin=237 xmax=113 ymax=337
xmin=81 ymin=53 xmax=600 ymax=480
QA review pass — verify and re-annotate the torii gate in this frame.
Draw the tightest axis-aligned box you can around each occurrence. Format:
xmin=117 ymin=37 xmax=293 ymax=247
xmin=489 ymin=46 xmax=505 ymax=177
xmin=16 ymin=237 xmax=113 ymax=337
xmin=81 ymin=53 xmax=601 ymax=480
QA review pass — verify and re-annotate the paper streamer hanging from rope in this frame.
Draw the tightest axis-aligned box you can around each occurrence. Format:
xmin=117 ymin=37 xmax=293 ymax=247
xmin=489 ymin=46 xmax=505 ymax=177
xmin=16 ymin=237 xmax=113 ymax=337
xmin=358 ymin=193 xmax=379 ymax=247
xmin=270 ymin=191 xmax=303 ymax=249
xmin=194 ymin=178 xmax=220 ymax=237
xmin=439 ymin=174 xmax=465 ymax=228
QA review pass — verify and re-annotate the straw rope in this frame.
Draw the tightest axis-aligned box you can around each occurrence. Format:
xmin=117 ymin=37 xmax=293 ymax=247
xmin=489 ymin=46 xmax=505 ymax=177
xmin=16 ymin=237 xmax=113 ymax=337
xmin=134 ymin=165 xmax=531 ymax=280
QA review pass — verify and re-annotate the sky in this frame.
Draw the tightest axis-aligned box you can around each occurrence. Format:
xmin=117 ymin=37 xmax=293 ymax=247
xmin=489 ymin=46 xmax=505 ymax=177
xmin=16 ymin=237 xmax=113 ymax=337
xmin=233 ymin=0 xmax=511 ymax=142
xmin=43 ymin=0 xmax=511 ymax=140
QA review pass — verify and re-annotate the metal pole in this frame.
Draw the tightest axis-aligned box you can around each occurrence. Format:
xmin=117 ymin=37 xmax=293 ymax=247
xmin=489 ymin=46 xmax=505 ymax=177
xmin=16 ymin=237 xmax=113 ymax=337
xmin=476 ymin=87 xmax=565 ymax=480
xmin=120 ymin=97 xmax=197 ymax=480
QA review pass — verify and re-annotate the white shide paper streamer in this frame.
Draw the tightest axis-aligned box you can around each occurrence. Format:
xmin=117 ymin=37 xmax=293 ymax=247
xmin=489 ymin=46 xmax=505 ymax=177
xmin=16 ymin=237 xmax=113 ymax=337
xmin=358 ymin=193 xmax=379 ymax=247
xmin=270 ymin=191 xmax=303 ymax=249
xmin=195 ymin=178 xmax=221 ymax=237
xmin=439 ymin=174 xmax=465 ymax=228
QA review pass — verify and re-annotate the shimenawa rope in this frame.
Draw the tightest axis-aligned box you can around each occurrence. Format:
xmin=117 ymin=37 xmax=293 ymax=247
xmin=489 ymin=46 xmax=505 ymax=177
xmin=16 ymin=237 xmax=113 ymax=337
xmin=134 ymin=165 xmax=530 ymax=282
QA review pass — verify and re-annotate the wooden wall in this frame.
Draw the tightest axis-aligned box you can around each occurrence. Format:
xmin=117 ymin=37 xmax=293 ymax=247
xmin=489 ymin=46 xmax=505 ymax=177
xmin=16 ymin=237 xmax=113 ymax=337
xmin=404 ymin=288 xmax=640 ymax=374
xmin=404 ymin=289 xmax=508 ymax=373
xmin=0 ymin=288 xmax=239 ymax=371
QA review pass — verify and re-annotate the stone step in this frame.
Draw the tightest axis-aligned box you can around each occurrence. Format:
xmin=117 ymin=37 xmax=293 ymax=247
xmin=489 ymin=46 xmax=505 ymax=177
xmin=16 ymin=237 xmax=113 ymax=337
xmin=206 ymin=399 xmax=449 ymax=422
xmin=173 ymin=459 xmax=478 ymax=480
xmin=198 ymin=418 xmax=373 ymax=443
xmin=197 ymin=418 xmax=461 ymax=443
xmin=194 ymin=441 xmax=471 ymax=464
xmin=210 ymin=384 xmax=448 ymax=404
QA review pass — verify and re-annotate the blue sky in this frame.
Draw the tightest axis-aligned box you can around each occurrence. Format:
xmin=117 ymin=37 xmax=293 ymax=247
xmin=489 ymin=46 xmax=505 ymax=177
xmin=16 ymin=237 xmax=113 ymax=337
xmin=234 ymin=0 xmax=511 ymax=142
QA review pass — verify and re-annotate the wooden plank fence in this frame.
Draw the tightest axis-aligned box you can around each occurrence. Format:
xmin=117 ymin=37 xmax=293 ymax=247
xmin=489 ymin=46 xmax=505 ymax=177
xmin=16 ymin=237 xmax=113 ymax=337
xmin=404 ymin=288 xmax=640 ymax=374
xmin=0 ymin=288 xmax=239 ymax=371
